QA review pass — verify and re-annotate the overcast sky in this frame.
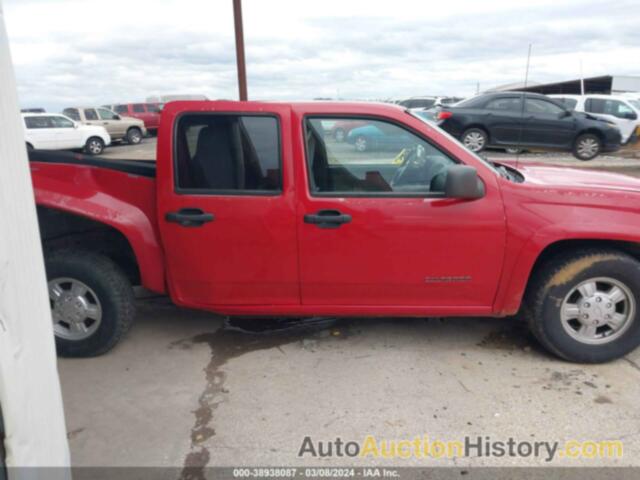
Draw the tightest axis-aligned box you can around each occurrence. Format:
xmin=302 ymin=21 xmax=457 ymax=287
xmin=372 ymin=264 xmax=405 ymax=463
xmin=4 ymin=0 xmax=640 ymax=111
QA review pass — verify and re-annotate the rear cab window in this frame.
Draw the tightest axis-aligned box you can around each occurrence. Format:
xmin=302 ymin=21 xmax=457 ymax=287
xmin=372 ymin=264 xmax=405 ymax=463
xmin=174 ymin=113 xmax=282 ymax=194
xmin=132 ymin=104 xmax=145 ymax=113
xmin=114 ymin=105 xmax=129 ymax=114
xmin=303 ymin=116 xmax=457 ymax=196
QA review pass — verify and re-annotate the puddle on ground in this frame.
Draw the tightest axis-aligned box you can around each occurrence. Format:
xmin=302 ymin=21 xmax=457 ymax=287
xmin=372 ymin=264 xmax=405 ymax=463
xmin=176 ymin=317 xmax=343 ymax=480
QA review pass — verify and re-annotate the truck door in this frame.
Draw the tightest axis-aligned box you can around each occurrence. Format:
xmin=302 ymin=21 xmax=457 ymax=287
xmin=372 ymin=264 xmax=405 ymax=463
xmin=297 ymin=114 xmax=505 ymax=310
xmin=157 ymin=105 xmax=299 ymax=307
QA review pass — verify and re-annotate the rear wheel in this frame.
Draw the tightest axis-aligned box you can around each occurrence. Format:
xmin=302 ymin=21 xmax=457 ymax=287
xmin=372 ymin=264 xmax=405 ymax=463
xmin=524 ymin=250 xmax=640 ymax=363
xmin=126 ymin=127 xmax=143 ymax=144
xmin=46 ymin=251 xmax=135 ymax=357
xmin=84 ymin=136 xmax=104 ymax=155
xmin=573 ymin=133 xmax=601 ymax=161
xmin=461 ymin=128 xmax=488 ymax=153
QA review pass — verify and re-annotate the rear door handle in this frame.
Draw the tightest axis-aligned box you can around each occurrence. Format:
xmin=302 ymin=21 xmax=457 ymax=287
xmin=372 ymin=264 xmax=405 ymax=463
xmin=304 ymin=209 xmax=351 ymax=229
xmin=165 ymin=208 xmax=214 ymax=227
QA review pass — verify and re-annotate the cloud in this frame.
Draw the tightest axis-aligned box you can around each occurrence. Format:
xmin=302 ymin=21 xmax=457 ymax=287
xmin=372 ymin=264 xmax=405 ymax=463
xmin=3 ymin=0 xmax=640 ymax=111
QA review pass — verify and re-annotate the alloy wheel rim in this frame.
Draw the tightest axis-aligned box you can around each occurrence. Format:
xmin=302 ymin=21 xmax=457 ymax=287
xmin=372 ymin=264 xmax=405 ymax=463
xmin=89 ymin=140 xmax=102 ymax=154
xmin=49 ymin=277 xmax=102 ymax=340
xmin=355 ymin=137 xmax=366 ymax=151
xmin=560 ymin=276 xmax=635 ymax=345
xmin=463 ymin=132 xmax=485 ymax=152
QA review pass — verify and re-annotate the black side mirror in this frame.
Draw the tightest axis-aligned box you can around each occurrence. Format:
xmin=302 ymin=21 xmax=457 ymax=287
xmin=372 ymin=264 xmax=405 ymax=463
xmin=559 ymin=110 xmax=572 ymax=118
xmin=623 ymin=111 xmax=638 ymax=120
xmin=114 ymin=114 xmax=121 ymax=120
xmin=444 ymin=165 xmax=485 ymax=199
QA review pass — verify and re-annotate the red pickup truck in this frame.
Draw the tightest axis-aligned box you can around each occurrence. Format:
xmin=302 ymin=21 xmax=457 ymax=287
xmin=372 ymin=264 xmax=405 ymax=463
xmin=30 ymin=101 xmax=640 ymax=363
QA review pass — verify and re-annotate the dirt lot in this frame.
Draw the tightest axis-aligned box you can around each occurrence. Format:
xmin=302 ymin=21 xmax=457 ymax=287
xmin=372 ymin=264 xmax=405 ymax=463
xmin=62 ymin=138 xmax=640 ymax=475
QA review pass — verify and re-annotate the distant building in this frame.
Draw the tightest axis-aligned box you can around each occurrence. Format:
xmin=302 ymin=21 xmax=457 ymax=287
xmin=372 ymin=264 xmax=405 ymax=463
xmin=146 ymin=94 xmax=209 ymax=103
xmin=490 ymin=75 xmax=640 ymax=95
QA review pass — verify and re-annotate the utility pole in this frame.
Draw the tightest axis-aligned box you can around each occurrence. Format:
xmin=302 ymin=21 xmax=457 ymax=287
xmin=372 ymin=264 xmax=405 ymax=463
xmin=233 ymin=0 xmax=248 ymax=100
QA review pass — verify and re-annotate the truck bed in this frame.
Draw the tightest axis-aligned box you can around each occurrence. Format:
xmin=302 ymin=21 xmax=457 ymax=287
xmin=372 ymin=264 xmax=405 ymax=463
xmin=28 ymin=149 xmax=156 ymax=178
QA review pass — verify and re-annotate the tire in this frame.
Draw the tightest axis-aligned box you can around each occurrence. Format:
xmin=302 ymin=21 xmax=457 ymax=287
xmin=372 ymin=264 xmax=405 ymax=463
xmin=45 ymin=250 xmax=135 ymax=357
xmin=573 ymin=133 xmax=601 ymax=161
xmin=524 ymin=249 xmax=640 ymax=363
xmin=126 ymin=127 xmax=143 ymax=145
xmin=505 ymin=147 xmax=523 ymax=154
xmin=354 ymin=135 xmax=368 ymax=152
xmin=461 ymin=128 xmax=488 ymax=153
xmin=334 ymin=128 xmax=346 ymax=142
xmin=84 ymin=136 xmax=104 ymax=155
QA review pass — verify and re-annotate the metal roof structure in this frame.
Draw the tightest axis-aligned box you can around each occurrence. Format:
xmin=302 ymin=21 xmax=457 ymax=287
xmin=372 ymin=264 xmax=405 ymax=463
xmin=494 ymin=75 xmax=640 ymax=95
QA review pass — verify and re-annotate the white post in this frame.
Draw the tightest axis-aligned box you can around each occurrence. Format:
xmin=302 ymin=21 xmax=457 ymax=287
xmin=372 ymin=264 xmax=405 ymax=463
xmin=0 ymin=2 xmax=70 ymax=479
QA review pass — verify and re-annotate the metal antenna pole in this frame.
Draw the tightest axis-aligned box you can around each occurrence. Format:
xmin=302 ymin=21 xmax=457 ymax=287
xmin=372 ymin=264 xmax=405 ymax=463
xmin=233 ymin=0 xmax=248 ymax=101
xmin=515 ymin=44 xmax=533 ymax=169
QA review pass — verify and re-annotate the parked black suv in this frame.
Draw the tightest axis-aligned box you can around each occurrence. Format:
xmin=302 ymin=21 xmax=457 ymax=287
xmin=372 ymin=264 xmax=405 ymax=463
xmin=436 ymin=92 xmax=621 ymax=160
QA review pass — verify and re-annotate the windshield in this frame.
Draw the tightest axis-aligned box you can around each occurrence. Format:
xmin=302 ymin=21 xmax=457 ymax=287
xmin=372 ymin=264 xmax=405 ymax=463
xmin=408 ymin=110 xmax=502 ymax=176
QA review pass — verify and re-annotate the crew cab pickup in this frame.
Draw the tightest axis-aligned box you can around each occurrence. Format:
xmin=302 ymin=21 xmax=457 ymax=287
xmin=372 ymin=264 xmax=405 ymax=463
xmin=30 ymin=101 xmax=640 ymax=363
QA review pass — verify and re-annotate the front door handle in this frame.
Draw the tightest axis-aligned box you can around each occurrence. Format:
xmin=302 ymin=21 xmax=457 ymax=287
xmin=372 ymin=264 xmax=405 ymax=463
xmin=304 ymin=209 xmax=351 ymax=229
xmin=165 ymin=208 xmax=214 ymax=227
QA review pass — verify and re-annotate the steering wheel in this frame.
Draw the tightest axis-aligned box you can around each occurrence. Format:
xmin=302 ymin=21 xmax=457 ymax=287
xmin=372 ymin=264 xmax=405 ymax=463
xmin=390 ymin=146 xmax=420 ymax=188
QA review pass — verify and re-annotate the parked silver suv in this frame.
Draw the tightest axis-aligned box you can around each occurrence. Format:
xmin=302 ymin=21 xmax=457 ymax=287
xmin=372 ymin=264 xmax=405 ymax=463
xmin=62 ymin=107 xmax=146 ymax=144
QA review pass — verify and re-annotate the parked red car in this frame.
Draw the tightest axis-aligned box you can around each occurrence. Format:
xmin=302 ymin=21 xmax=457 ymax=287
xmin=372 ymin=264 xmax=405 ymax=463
xmin=29 ymin=100 xmax=640 ymax=363
xmin=110 ymin=103 xmax=162 ymax=134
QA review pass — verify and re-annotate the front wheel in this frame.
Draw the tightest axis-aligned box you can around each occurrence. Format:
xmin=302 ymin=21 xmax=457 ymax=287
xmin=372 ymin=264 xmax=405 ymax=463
xmin=461 ymin=128 xmax=488 ymax=153
xmin=354 ymin=135 xmax=368 ymax=152
xmin=573 ymin=133 xmax=601 ymax=161
xmin=46 ymin=250 xmax=135 ymax=357
xmin=85 ymin=136 xmax=104 ymax=155
xmin=126 ymin=127 xmax=143 ymax=144
xmin=525 ymin=250 xmax=640 ymax=363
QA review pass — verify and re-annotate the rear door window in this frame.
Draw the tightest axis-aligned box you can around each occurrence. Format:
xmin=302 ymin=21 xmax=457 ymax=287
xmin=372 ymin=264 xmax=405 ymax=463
xmin=132 ymin=104 xmax=145 ymax=113
xmin=485 ymin=97 xmax=522 ymax=112
xmin=175 ymin=114 xmax=281 ymax=193
xmin=84 ymin=109 xmax=98 ymax=120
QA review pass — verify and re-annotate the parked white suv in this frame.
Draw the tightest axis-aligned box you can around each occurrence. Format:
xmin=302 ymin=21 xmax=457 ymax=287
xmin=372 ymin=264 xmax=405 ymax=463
xmin=550 ymin=94 xmax=640 ymax=144
xmin=23 ymin=113 xmax=111 ymax=155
